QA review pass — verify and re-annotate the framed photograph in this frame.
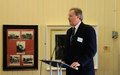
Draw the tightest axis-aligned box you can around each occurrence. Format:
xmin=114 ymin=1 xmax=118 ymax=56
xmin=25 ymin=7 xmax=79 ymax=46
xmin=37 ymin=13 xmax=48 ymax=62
xmin=45 ymin=25 xmax=98 ymax=70
xmin=45 ymin=25 xmax=71 ymax=70
xmin=3 ymin=25 xmax=38 ymax=70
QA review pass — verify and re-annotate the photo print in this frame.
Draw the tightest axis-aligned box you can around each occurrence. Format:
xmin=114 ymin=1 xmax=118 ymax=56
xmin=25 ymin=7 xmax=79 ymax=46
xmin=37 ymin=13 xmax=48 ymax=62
xmin=16 ymin=41 xmax=25 ymax=54
xmin=22 ymin=31 xmax=33 ymax=40
xmin=8 ymin=31 xmax=20 ymax=40
xmin=10 ymin=55 xmax=20 ymax=66
xmin=22 ymin=55 xmax=34 ymax=65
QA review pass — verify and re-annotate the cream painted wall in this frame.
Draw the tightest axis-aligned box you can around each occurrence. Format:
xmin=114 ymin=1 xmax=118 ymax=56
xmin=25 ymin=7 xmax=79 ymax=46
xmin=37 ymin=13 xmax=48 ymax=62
xmin=116 ymin=0 xmax=120 ymax=75
xmin=0 ymin=0 xmax=120 ymax=75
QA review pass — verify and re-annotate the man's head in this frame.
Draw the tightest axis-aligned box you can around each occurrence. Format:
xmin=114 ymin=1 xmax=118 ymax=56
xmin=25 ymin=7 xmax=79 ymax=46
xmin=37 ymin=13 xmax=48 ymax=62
xmin=68 ymin=8 xmax=83 ymax=26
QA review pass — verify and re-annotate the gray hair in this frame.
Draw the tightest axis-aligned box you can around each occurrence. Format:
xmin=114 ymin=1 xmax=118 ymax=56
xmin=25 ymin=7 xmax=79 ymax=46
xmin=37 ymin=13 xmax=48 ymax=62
xmin=69 ymin=8 xmax=83 ymax=21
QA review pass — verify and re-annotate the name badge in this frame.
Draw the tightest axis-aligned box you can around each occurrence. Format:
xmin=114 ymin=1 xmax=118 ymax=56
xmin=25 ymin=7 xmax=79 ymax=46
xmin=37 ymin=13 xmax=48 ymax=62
xmin=77 ymin=37 xmax=83 ymax=43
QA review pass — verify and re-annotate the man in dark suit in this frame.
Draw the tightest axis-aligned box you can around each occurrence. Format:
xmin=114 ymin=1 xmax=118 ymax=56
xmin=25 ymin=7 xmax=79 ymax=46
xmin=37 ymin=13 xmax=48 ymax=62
xmin=62 ymin=8 xmax=97 ymax=75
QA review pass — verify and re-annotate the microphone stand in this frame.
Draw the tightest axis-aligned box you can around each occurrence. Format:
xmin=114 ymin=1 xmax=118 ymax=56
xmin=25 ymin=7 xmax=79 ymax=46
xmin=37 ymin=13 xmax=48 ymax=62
xmin=50 ymin=46 xmax=56 ymax=60
xmin=49 ymin=46 xmax=57 ymax=75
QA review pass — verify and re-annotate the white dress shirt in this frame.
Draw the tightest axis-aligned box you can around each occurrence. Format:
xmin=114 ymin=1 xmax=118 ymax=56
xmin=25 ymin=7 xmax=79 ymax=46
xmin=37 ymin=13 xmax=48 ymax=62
xmin=72 ymin=21 xmax=81 ymax=34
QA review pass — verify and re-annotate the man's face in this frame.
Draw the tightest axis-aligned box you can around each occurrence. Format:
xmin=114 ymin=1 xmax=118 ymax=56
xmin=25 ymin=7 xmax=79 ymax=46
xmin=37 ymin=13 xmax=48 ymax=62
xmin=68 ymin=10 xmax=80 ymax=26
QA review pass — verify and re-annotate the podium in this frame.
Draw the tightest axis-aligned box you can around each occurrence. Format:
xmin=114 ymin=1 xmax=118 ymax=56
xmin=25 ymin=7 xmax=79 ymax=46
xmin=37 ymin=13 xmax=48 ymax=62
xmin=40 ymin=59 xmax=78 ymax=75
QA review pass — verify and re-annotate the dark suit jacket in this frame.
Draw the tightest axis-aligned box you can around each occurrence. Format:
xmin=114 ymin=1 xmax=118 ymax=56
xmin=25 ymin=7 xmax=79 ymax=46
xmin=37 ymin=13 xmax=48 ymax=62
xmin=62 ymin=22 xmax=97 ymax=75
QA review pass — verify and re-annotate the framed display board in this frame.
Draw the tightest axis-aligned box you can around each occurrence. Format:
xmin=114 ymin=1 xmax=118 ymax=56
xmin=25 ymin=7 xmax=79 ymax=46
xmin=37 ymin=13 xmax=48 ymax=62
xmin=3 ymin=25 xmax=38 ymax=70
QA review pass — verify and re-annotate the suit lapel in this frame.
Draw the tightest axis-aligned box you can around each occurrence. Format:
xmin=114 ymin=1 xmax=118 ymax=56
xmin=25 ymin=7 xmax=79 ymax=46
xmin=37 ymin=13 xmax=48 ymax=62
xmin=71 ymin=22 xmax=85 ymax=45
xmin=75 ymin=22 xmax=84 ymax=36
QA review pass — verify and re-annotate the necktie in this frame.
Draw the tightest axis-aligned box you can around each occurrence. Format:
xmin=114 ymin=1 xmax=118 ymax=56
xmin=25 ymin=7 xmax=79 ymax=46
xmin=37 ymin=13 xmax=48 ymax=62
xmin=70 ymin=27 xmax=75 ymax=45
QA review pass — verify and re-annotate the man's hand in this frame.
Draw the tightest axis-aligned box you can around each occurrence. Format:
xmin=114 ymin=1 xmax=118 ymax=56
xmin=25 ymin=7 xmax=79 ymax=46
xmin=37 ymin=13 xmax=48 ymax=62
xmin=71 ymin=62 xmax=80 ymax=68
